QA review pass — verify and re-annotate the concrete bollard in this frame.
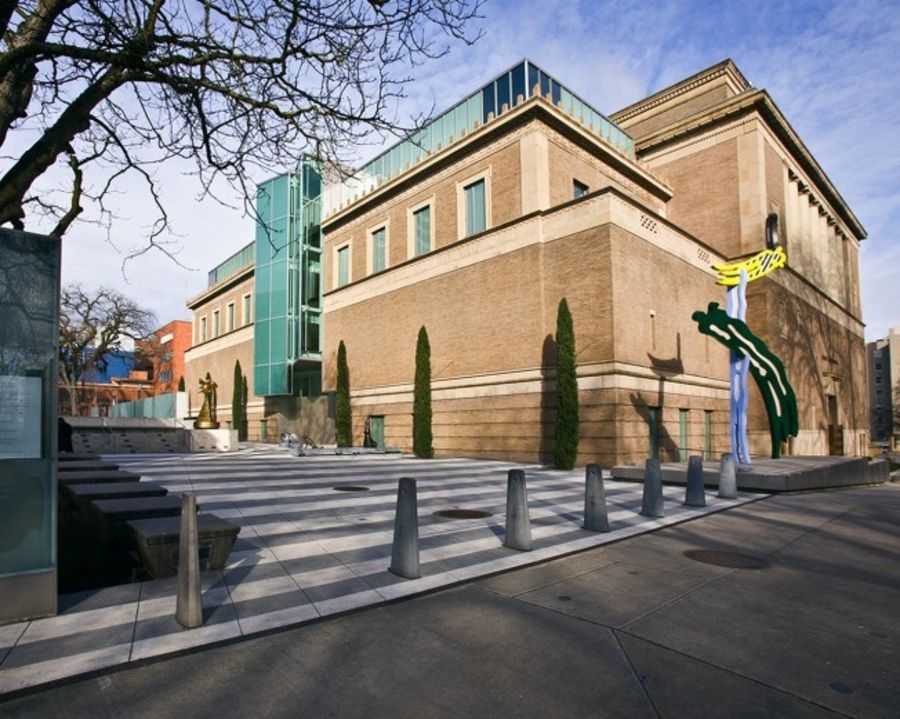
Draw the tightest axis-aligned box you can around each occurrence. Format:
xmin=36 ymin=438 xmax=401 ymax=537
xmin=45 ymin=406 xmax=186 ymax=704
xmin=176 ymin=494 xmax=203 ymax=629
xmin=718 ymin=453 xmax=738 ymax=499
xmin=389 ymin=477 xmax=420 ymax=579
xmin=684 ymin=455 xmax=707 ymax=507
xmin=504 ymin=469 xmax=532 ymax=551
xmin=583 ymin=464 xmax=610 ymax=532
xmin=640 ymin=458 xmax=664 ymax=518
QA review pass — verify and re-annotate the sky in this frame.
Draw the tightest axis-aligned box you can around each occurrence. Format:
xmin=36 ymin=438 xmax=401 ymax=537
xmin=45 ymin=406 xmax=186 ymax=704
xmin=50 ymin=0 xmax=900 ymax=341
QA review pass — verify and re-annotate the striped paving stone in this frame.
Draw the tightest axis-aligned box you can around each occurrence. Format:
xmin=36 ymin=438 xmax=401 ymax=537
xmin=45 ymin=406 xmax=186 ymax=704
xmin=0 ymin=448 xmax=763 ymax=695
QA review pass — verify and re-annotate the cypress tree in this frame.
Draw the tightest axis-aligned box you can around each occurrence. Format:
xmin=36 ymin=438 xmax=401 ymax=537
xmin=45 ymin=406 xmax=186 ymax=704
xmin=413 ymin=326 xmax=433 ymax=458
xmin=232 ymin=360 xmax=244 ymax=440
xmin=553 ymin=298 xmax=579 ymax=470
xmin=177 ymin=376 xmax=185 ymax=392
xmin=335 ymin=340 xmax=352 ymax=447
xmin=240 ymin=374 xmax=248 ymax=441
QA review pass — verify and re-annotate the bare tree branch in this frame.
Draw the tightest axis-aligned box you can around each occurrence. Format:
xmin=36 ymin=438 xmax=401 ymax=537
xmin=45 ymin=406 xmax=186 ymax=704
xmin=0 ymin=0 xmax=484 ymax=250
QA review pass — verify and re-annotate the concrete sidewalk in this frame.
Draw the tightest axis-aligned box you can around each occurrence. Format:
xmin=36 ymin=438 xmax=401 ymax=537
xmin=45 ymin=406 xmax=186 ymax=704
xmin=2 ymin=483 xmax=898 ymax=718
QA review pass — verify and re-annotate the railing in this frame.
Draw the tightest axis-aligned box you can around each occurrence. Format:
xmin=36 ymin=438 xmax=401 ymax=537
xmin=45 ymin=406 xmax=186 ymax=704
xmin=208 ymin=242 xmax=255 ymax=287
xmin=109 ymin=392 xmax=187 ymax=419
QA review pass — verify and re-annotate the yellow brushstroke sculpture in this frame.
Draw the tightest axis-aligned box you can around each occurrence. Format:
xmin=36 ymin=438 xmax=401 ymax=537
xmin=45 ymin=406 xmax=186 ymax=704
xmin=713 ymin=246 xmax=786 ymax=286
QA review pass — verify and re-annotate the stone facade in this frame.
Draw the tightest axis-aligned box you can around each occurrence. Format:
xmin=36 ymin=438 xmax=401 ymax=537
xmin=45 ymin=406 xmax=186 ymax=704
xmin=320 ymin=59 xmax=867 ymax=464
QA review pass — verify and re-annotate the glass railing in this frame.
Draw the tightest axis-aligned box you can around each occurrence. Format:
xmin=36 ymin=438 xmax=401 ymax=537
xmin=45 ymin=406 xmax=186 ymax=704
xmin=207 ymin=241 xmax=255 ymax=287
xmin=323 ymin=59 xmax=635 ymax=216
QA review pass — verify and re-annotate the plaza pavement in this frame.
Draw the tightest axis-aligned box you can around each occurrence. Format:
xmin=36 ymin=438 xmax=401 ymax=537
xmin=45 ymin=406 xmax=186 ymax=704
xmin=0 ymin=447 xmax=760 ymax=696
xmin=1 ymin=475 xmax=897 ymax=717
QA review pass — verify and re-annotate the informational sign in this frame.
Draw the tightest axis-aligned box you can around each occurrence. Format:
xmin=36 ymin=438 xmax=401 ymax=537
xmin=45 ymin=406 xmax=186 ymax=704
xmin=0 ymin=375 xmax=42 ymax=459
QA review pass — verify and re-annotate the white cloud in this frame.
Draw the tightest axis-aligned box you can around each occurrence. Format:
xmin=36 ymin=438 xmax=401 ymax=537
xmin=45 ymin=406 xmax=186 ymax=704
xmin=9 ymin=0 xmax=896 ymax=341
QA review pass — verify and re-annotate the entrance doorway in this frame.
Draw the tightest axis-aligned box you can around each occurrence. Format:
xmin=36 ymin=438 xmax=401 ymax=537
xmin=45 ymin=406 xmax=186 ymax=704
xmin=368 ymin=415 xmax=385 ymax=449
xmin=826 ymin=394 xmax=843 ymax=456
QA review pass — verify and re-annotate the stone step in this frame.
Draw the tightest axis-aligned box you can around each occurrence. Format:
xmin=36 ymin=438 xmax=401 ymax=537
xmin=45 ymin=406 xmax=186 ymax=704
xmin=64 ymin=481 xmax=168 ymax=503
xmin=128 ymin=514 xmax=241 ymax=578
xmin=58 ymin=470 xmax=142 ymax=485
xmin=91 ymin=495 xmax=187 ymax=523
xmin=58 ymin=452 xmax=102 ymax=462
xmin=58 ymin=460 xmax=120 ymax=472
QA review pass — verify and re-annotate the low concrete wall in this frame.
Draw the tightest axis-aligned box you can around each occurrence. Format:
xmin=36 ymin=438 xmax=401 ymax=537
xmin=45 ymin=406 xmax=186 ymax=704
xmin=611 ymin=456 xmax=891 ymax=493
xmin=67 ymin=417 xmax=237 ymax=454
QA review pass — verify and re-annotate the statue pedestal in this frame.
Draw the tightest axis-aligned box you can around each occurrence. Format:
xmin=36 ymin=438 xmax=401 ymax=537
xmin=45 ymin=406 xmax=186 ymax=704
xmin=188 ymin=429 xmax=238 ymax=452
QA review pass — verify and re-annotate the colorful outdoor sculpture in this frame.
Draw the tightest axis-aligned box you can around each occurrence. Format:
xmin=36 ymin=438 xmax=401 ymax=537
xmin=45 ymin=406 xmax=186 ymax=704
xmin=693 ymin=214 xmax=798 ymax=461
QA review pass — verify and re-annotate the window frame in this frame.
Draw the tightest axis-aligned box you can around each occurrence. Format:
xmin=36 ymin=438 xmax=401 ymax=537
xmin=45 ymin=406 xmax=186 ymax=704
xmin=212 ymin=309 xmax=220 ymax=338
xmin=226 ymin=301 xmax=235 ymax=332
xmin=573 ymin=179 xmax=589 ymax=199
xmin=334 ymin=241 xmax=352 ymax=288
xmin=242 ymin=293 xmax=252 ymax=325
xmin=367 ymin=221 xmax=390 ymax=275
xmin=407 ymin=196 xmax=435 ymax=258
xmin=456 ymin=168 xmax=492 ymax=240
xmin=199 ymin=315 xmax=208 ymax=343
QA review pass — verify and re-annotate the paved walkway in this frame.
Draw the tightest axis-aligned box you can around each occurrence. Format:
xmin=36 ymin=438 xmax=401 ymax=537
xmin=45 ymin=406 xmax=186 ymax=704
xmin=1 ymin=480 xmax=897 ymax=717
xmin=0 ymin=448 xmax=758 ymax=695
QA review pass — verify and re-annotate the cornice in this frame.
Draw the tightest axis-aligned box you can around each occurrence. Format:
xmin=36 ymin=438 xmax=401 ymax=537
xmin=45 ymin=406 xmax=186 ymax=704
xmin=610 ymin=59 xmax=750 ymax=125
xmin=186 ymin=265 xmax=254 ymax=309
xmin=633 ymin=90 xmax=866 ymax=241
xmin=321 ymin=93 xmax=671 ymax=232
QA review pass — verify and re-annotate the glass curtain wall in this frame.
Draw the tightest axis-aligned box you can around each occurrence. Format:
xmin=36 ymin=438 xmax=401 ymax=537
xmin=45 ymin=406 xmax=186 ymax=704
xmin=254 ymin=159 xmax=322 ymax=397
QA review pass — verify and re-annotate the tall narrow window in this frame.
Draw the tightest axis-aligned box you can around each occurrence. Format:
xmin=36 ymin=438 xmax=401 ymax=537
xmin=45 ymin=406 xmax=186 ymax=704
xmin=337 ymin=245 xmax=350 ymax=286
xmin=227 ymin=302 xmax=235 ymax=332
xmin=371 ymin=227 xmax=386 ymax=273
xmin=678 ymin=408 xmax=689 ymax=462
xmin=573 ymin=179 xmax=589 ymax=199
xmin=464 ymin=179 xmax=486 ymax=237
xmin=243 ymin=294 xmax=252 ymax=325
xmin=212 ymin=310 xmax=220 ymax=337
xmin=413 ymin=206 xmax=431 ymax=256
xmin=200 ymin=316 xmax=207 ymax=343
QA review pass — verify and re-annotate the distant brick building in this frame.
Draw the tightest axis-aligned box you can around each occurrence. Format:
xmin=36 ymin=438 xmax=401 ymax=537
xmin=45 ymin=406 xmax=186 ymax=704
xmin=144 ymin=319 xmax=192 ymax=394
xmin=188 ymin=59 xmax=868 ymax=463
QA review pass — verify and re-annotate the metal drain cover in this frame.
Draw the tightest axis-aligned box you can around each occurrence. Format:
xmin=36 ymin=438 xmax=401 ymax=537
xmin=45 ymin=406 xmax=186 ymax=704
xmin=433 ymin=509 xmax=493 ymax=519
xmin=333 ymin=486 xmax=370 ymax=492
xmin=684 ymin=550 xmax=770 ymax=569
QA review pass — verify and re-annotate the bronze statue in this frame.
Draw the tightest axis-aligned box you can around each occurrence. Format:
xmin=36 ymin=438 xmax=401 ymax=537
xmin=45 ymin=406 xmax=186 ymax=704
xmin=194 ymin=372 xmax=220 ymax=429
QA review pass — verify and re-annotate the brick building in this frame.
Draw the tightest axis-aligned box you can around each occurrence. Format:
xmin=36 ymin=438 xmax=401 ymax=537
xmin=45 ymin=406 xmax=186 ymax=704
xmin=188 ymin=59 xmax=868 ymax=464
xmin=144 ymin=319 xmax=192 ymax=394
xmin=867 ymin=327 xmax=899 ymax=449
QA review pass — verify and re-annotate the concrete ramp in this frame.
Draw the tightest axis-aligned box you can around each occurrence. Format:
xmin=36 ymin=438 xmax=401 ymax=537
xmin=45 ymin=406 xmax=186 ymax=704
xmin=611 ymin=456 xmax=890 ymax=492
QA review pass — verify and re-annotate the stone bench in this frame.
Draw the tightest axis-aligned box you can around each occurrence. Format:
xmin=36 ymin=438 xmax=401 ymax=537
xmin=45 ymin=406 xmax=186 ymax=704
xmin=127 ymin=514 xmax=241 ymax=578
xmin=64 ymin=481 xmax=168 ymax=504
xmin=58 ymin=469 xmax=142 ymax=486
xmin=91 ymin=495 xmax=185 ymax=523
xmin=59 ymin=452 xmax=102 ymax=462
xmin=58 ymin=460 xmax=121 ymax=472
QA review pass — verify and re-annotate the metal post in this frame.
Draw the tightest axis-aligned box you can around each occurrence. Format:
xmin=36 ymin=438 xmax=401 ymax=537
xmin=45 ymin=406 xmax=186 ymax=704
xmin=583 ymin=464 xmax=610 ymax=532
xmin=504 ymin=469 xmax=532 ymax=551
xmin=176 ymin=494 xmax=202 ymax=629
xmin=389 ymin=477 xmax=420 ymax=579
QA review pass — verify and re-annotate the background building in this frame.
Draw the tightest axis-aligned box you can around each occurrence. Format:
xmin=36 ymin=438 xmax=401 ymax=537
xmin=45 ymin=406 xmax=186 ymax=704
xmin=867 ymin=326 xmax=899 ymax=449
xmin=188 ymin=59 xmax=868 ymax=464
xmin=143 ymin=320 xmax=191 ymax=394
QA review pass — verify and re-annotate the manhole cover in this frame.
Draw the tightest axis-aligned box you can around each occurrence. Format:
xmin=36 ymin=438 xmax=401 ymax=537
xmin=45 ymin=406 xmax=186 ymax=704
xmin=433 ymin=509 xmax=493 ymax=519
xmin=683 ymin=550 xmax=770 ymax=569
xmin=333 ymin=486 xmax=370 ymax=492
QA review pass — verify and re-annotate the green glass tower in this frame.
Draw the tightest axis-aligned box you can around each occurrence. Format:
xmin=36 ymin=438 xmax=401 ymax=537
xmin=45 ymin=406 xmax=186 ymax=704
xmin=253 ymin=158 xmax=322 ymax=397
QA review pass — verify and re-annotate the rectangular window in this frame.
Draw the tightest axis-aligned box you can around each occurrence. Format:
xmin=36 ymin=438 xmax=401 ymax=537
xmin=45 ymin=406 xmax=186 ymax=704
xmin=573 ymin=179 xmax=589 ymax=199
xmin=337 ymin=245 xmax=350 ymax=286
xmin=679 ymin=409 xmax=689 ymax=462
xmin=875 ymin=363 xmax=882 ymax=371
xmin=200 ymin=316 xmax=207 ymax=343
xmin=227 ymin=302 xmax=235 ymax=332
xmin=414 ymin=206 xmax=431 ymax=256
xmin=242 ymin=294 xmax=252 ymax=325
xmin=372 ymin=227 xmax=386 ymax=273
xmin=464 ymin=180 xmax=486 ymax=237
xmin=704 ymin=410 xmax=713 ymax=460
xmin=876 ymin=376 xmax=883 ymax=385
xmin=212 ymin=310 xmax=220 ymax=338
